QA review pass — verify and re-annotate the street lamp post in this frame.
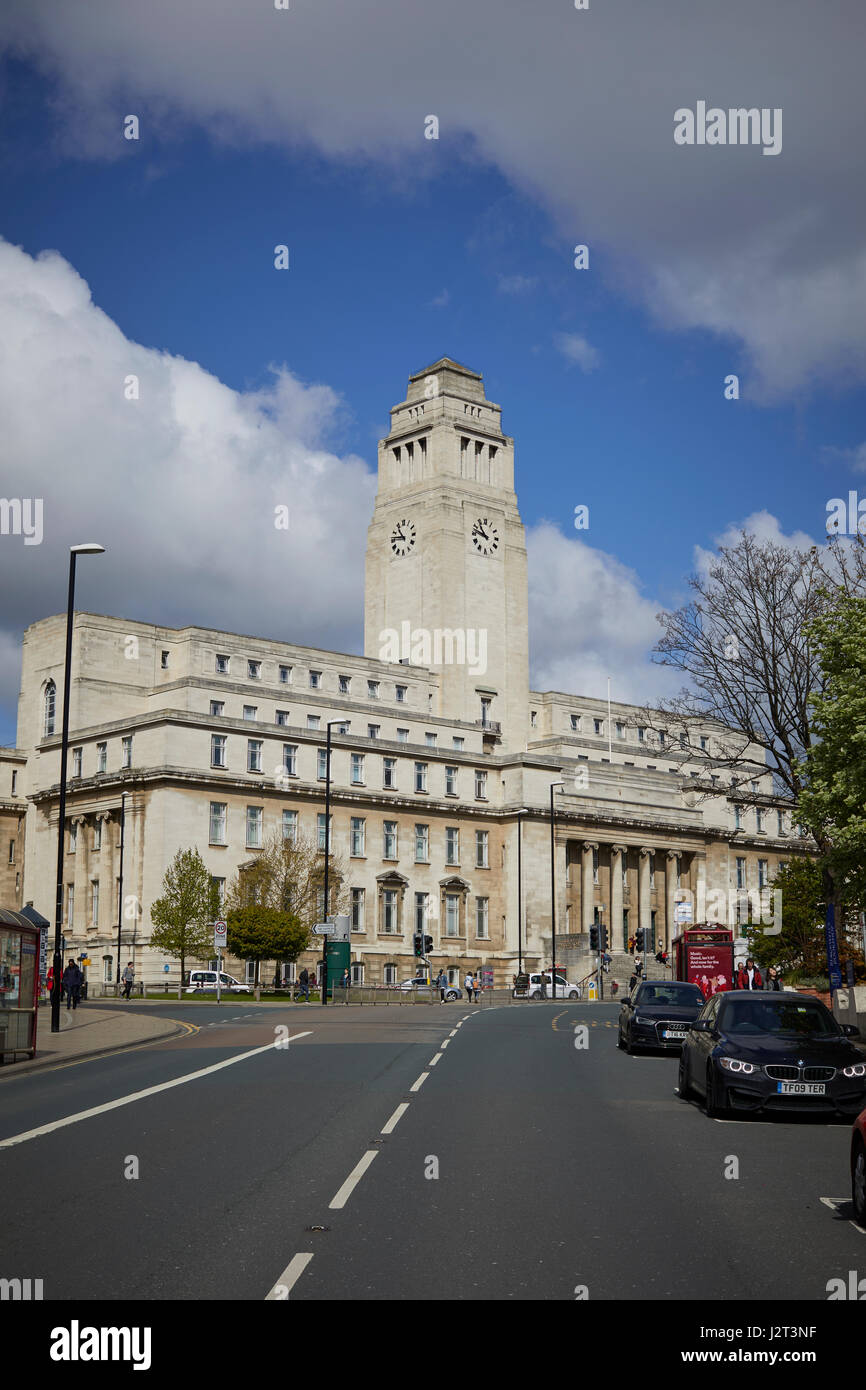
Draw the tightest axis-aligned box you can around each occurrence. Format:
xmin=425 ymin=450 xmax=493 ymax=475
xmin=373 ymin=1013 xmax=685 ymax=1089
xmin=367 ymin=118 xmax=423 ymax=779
xmin=115 ymin=790 xmax=126 ymax=989
xmin=549 ymin=780 xmax=566 ymax=999
xmin=516 ymin=807 xmax=529 ymax=975
xmin=322 ymin=718 xmax=349 ymax=1007
xmin=52 ymin=543 xmax=105 ymax=1033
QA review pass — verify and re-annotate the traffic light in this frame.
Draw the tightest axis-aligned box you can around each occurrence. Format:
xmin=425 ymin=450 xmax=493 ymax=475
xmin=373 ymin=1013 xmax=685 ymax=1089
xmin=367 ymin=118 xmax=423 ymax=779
xmin=413 ymin=932 xmax=423 ymax=957
xmin=423 ymin=934 xmax=433 ymax=955
xmin=589 ymin=924 xmax=599 ymax=951
xmin=600 ymin=924 xmax=609 ymax=953
xmin=636 ymin=928 xmax=645 ymax=950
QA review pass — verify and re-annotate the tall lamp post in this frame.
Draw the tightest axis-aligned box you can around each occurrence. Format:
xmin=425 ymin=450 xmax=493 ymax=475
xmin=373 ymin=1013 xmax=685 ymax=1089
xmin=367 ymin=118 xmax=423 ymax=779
xmin=322 ymin=718 xmax=349 ymax=1007
xmin=549 ymin=780 xmax=566 ymax=997
xmin=52 ymin=543 xmax=105 ymax=1033
xmin=516 ymin=807 xmax=529 ymax=975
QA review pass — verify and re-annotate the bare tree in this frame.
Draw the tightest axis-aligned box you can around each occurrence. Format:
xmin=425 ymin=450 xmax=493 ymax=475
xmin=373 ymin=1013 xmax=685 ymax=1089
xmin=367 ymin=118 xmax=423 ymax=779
xmin=225 ymin=830 xmax=349 ymax=932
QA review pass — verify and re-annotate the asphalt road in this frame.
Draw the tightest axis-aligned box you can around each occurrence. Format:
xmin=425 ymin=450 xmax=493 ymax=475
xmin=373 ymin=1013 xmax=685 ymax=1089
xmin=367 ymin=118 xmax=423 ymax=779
xmin=0 ymin=1000 xmax=862 ymax=1301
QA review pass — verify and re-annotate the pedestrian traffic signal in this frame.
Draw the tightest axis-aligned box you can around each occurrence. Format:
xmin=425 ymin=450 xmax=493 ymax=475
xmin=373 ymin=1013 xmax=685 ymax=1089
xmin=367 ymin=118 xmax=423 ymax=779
xmin=600 ymin=924 xmax=609 ymax=953
xmin=413 ymin=932 xmax=423 ymax=957
xmin=636 ymin=929 xmax=645 ymax=950
xmin=589 ymin=924 xmax=599 ymax=951
xmin=423 ymin=934 xmax=433 ymax=955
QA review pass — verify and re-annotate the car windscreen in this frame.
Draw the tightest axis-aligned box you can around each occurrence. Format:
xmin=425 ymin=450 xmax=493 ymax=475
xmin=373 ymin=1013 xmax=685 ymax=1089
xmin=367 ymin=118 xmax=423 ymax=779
xmin=721 ymin=998 xmax=839 ymax=1037
xmin=636 ymin=985 xmax=703 ymax=1006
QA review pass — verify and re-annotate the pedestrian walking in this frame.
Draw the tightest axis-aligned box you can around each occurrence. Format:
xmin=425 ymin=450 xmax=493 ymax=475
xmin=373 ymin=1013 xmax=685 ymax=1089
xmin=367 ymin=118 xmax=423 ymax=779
xmin=473 ymin=973 xmax=481 ymax=1002
xmin=121 ymin=962 xmax=135 ymax=999
xmin=538 ymin=971 xmax=548 ymax=999
xmin=602 ymin=950 xmax=611 ymax=973
xmin=633 ymin=956 xmax=643 ymax=979
xmin=341 ymin=968 xmax=350 ymax=990
xmin=763 ymin=965 xmax=782 ymax=991
xmin=62 ymin=958 xmax=82 ymax=1011
xmin=734 ymin=957 xmax=763 ymax=990
xmin=437 ymin=968 xmax=448 ymax=1002
xmin=463 ymin=969 xmax=473 ymax=1001
xmin=298 ymin=967 xmax=310 ymax=1001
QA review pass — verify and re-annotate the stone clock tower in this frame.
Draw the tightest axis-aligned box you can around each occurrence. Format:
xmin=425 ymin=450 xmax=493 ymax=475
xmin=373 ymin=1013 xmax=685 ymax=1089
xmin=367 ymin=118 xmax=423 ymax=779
xmin=364 ymin=358 xmax=529 ymax=749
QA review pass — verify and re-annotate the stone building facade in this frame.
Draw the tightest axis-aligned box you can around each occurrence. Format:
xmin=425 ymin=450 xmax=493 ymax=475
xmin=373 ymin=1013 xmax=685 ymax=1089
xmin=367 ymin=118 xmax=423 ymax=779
xmin=5 ymin=359 xmax=806 ymax=988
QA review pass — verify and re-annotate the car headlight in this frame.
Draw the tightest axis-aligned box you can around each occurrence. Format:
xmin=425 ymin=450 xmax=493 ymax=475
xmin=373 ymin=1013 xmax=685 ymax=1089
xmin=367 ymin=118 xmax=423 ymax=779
xmin=634 ymin=1015 xmax=654 ymax=1025
xmin=842 ymin=1062 xmax=866 ymax=1078
xmin=719 ymin=1057 xmax=756 ymax=1074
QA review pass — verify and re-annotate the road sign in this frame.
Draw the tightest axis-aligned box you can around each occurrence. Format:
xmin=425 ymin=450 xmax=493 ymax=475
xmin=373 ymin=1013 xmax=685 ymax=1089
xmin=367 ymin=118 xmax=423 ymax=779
xmin=214 ymin=919 xmax=227 ymax=949
xmin=312 ymin=922 xmax=337 ymax=936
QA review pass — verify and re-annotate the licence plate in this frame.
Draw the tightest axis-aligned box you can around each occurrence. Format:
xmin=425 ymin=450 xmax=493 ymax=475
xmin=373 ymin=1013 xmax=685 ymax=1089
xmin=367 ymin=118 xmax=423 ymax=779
xmin=662 ymin=1028 xmax=687 ymax=1038
xmin=776 ymin=1081 xmax=825 ymax=1095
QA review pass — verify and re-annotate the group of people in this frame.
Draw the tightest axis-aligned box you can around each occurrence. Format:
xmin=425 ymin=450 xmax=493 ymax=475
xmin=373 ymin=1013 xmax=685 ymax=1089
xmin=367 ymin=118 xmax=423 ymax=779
xmin=45 ymin=959 xmax=136 ymax=1006
xmin=457 ymin=969 xmax=483 ymax=1001
xmin=731 ymin=959 xmax=783 ymax=991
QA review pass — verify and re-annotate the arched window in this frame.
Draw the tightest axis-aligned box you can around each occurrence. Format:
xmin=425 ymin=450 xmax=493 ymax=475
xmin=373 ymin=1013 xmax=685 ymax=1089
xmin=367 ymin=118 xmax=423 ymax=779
xmin=44 ymin=680 xmax=56 ymax=736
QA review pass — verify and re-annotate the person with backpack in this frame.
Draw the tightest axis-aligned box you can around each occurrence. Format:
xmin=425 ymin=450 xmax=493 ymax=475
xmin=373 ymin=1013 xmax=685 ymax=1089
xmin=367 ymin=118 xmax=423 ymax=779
xmin=62 ymin=958 xmax=82 ymax=1011
xmin=463 ymin=969 xmax=473 ymax=1001
xmin=298 ymin=967 xmax=310 ymax=1001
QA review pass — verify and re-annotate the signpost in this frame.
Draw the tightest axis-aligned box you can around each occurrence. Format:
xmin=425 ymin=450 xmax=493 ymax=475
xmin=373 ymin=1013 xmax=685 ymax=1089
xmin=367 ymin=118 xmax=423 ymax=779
xmin=312 ymin=922 xmax=337 ymax=936
xmin=213 ymin=920 xmax=227 ymax=1005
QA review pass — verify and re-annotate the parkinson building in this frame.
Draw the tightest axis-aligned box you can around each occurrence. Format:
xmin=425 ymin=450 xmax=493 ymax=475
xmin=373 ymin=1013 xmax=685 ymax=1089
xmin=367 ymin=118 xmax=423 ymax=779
xmin=2 ymin=359 xmax=802 ymax=989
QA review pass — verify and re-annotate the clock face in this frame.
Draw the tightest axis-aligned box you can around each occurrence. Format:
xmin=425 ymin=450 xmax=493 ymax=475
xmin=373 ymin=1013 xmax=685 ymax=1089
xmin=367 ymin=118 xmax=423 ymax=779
xmin=471 ymin=517 xmax=500 ymax=556
xmin=390 ymin=518 xmax=416 ymax=556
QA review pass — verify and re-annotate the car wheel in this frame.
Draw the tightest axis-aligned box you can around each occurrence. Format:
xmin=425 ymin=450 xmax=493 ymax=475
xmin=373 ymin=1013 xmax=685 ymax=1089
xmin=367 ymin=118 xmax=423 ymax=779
xmin=446 ymin=990 xmax=459 ymax=1001
xmin=853 ymin=1137 xmax=866 ymax=1227
xmin=678 ymin=1049 xmax=694 ymax=1100
xmin=568 ymin=990 xmax=578 ymax=999
xmin=705 ymin=1064 xmax=724 ymax=1119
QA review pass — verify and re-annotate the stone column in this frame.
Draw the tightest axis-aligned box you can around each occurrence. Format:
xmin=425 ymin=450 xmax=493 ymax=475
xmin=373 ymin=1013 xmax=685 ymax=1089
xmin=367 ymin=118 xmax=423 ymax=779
xmin=610 ymin=844 xmax=626 ymax=951
xmin=582 ymin=841 xmax=598 ymax=933
xmin=665 ymin=850 xmax=680 ymax=950
xmin=639 ymin=847 xmax=653 ymax=937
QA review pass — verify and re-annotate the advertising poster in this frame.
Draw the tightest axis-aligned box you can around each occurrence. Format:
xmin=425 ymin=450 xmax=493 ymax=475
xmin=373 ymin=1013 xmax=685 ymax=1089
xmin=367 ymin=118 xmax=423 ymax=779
xmin=685 ymin=944 xmax=733 ymax=998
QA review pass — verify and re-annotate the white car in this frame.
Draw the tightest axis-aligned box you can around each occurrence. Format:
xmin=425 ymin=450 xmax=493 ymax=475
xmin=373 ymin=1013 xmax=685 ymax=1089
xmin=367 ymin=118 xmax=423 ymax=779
xmin=526 ymin=971 xmax=581 ymax=1000
xmin=186 ymin=970 xmax=252 ymax=994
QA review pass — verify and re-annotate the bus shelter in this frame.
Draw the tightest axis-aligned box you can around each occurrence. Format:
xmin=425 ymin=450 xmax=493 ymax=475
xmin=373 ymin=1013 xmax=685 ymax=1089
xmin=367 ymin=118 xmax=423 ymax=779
xmin=0 ymin=908 xmax=41 ymax=1064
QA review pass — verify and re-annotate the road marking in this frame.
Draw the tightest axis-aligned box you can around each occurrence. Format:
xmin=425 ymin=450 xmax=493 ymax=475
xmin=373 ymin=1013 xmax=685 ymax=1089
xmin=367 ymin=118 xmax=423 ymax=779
xmin=428 ymin=1053 xmax=443 ymax=1066
xmin=0 ymin=1031 xmax=313 ymax=1149
xmin=453 ymin=1022 xmax=462 ymax=1029
xmin=265 ymin=1252 xmax=314 ymax=1299
xmin=448 ymin=1029 xmax=458 ymax=1037
xmin=551 ymin=1010 xmax=566 ymax=1031
xmin=440 ymin=1039 xmax=450 ymax=1049
xmin=820 ymin=1196 xmax=865 ymax=1234
xmin=410 ymin=1071 xmax=429 ymax=1092
xmin=381 ymin=1103 xmax=409 ymax=1135
xmin=329 ymin=1150 xmax=378 ymax=1209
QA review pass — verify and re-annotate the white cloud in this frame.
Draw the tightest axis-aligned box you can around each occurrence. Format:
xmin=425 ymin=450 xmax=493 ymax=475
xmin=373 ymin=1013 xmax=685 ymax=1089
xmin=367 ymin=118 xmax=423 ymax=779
xmin=0 ymin=239 xmax=375 ymax=741
xmin=430 ymin=289 xmax=450 ymax=308
xmin=554 ymin=332 xmax=600 ymax=372
xmin=2 ymin=0 xmax=864 ymax=398
xmin=527 ymin=523 xmax=677 ymax=705
xmin=497 ymin=274 xmax=538 ymax=296
xmin=821 ymin=442 xmax=866 ymax=473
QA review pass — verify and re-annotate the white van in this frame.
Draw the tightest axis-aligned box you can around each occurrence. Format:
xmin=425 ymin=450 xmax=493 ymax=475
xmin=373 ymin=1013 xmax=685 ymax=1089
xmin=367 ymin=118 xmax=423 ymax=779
xmin=526 ymin=971 xmax=581 ymax=1000
xmin=186 ymin=970 xmax=252 ymax=994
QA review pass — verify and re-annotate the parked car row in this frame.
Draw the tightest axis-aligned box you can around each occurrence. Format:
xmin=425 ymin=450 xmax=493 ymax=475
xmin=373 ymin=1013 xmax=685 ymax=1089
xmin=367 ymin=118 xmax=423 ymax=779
xmin=617 ymin=980 xmax=866 ymax=1227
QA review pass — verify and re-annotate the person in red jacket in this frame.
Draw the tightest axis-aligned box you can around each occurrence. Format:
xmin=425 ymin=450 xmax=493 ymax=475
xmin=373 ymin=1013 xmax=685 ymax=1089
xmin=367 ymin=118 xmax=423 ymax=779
xmin=734 ymin=957 xmax=763 ymax=990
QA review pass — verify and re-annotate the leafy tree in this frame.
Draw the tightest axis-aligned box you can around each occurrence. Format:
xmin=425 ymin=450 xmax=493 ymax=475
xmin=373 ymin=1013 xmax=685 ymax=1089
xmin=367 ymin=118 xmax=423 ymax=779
xmin=745 ymin=859 xmax=826 ymax=977
xmin=226 ymin=904 xmax=309 ymax=984
xmin=225 ymin=830 xmax=348 ymax=930
xmin=149 ymin=847 xmax=220 ymax=980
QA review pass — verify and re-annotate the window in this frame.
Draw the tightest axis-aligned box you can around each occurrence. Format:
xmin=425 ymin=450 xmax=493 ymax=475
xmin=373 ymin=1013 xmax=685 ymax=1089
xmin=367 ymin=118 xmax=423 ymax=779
xmin=317 ymin=749 xmax=328 ymax=780
xmin=425 ymin=732 xmax=437 ymax=747
xmin=445 ymin=894 xmax=460 ymax=937
xmin=736 ymin=857 xmax=746 ymax=889
xmin=91 ymin=879 xmax=99 ymax=926
xmin=93 ymin=820 xmax=102 ymax=851
xmin=530 ymin=710 xmax=537 ymax=729
xmin=161 ymin=650 xmax=170 ymax=669
xmin=480 ymin=697 xmax=492 ymax=726
xmin=243 ymin=705 xmax=257 ymax=721
xmin=734 ymin=805 xmax=742 ymax=829
xmin=637 ymin=727 xmax=645 ymax=743
xmin=593 ymin=847 xmax=599 ymax=884
xmin=777 ymin=809 xmax=785 ymax=836
xmin=275 ymin=710 xmax=290 ymax=726
xmin=476 ymin=897 xmax=489 ymax=938
xmin=121 ymin=736 xmax=132 ymax=768
xmin=474 ymin=769 xmax=487 ymax=800
xmin=246 ymin=660 xmax=260 ymax=680
xmin=396 ymin=685 xmax=407 ymax=703
xmin=44 ymin=680 xmax=56 ymax=736
xmin=397 ymin=728 xmax=409 ymax=743
xmin=216 ymin=654 xmax=230 ymax=674
xmin=11 ymin=770 xmax=17 ymax=794
xmin=246 ymin=806 xmax=263 ymax=849
xmin=383 ymin=757 xmax=397 ymax=789
xmin=66 ymin=884 xmax=74 ymax=925
xmin=211 ymin=876 xmax=226 ymax=912
xmin=368 ymin=680 xmax=380 ymax=699
xmin=351 ymin=888 xmax=365 ymax=931
xmin=96 ymin=742 xmax=107 ymax=773
xmin=445 ymin=765 xmax=458 ymax=795
xmin=317 ymin=812 xmax=332 ymax=851
xmin=247 ymin=739 xmax=263 ymax=772
xmin=594 ymin=719 xmax=603 ymax=735
xmin=415 ymin=762 xmax=428 ymax=792
xmin=384 ymin=963 xmax=397 ymax=984
xmin=570 ymin=714 xmax=580 ymax=732
xmin=382 ymin=890 xmax=398 ymax=933
xmin=756 ymin=808 xmax=764 ymax=833
xmin=415 ymin=824 xmax=429 ymax=862
xmin=282 ymin=809 xmax=298 ymax=844
xmin=351 ymin=962 xmax=365 ymax=985
xmin=452 ymin=736 xmax=464 ymax=750
xmin=700 ymin=736 xmax=708 ymax=750
xmin=351 ymin=753 xmax=365 ymax=785
xmin=383 ymin=821 xmax=398 ymax=858
xmin=616 ymin=722 xmax=625 ymax=739
xmin=368 ymin=724 xmax=380 ymax=740
xmin=211 ymin=735 xmax=227 ymax=767
xmin=72 ymin=747 xmax=82 ymax=778
xmin=758 ymin=859 xmax=768 ymax=890
xmin=210 ymin=700 xmax=224 ymax=716
xmin=307 ymin=715 xmax=320 ymax=730
xmin=339 ymin=675 xmax=351 ymax=694
xmin=7 ymin=839 xmax=13 ymax=864
xmin=415 ymin=892 xmax=428 ymax=931
xmin=659 ymin=730 xmax=666 ymax=747
xmin=351 ymin=817 xmax=366 ymax=857
xmin=446 ymin=827 xmax=460 ymax=865
xmin=209 ymin=804 xmax=226 ymax=844
xmin=279 ymin=665 xmax=292 ymax=684
xmin=283 ymin=744 xmax=297 ymax=776
xmin=309 ymin=670 xmax=321 ymax=689
xmin=475 ymin=830 xmax=489 ymax=868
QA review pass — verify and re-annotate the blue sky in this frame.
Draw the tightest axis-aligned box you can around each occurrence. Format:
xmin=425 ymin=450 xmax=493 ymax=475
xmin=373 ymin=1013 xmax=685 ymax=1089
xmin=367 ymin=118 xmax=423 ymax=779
xmin=0 ymin=2 xmax=864 ymax=744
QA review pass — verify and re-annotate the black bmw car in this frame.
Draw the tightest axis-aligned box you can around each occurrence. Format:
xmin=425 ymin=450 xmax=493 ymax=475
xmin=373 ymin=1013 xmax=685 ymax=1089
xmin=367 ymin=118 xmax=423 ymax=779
xmin=679 ymin=989 xmax=866 ymax=1118
xmin=617 ymin=980 xmax=706 ymax=1053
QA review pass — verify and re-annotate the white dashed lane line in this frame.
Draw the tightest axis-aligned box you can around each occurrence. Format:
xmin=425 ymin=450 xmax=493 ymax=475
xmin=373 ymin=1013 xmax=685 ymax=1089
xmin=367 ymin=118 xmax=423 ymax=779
xmin=410 ymin=1072 xmax=429 ymax=1092
xmin=329 ymin=1150 xmax=379 ymax=1210
xmin=428 ymin=1053 xmax=443 ymax=1067
xmin=265 ymin=1252 xmax=314 ymax=1300
xmin=381 ymin=1103 xmax=410 ymax=1135
xmin=440 ymin=1039 xmax=450 ymax=1049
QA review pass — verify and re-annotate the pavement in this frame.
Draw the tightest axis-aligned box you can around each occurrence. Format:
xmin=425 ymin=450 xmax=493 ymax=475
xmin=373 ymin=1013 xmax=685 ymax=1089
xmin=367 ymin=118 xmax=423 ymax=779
xmin=1 ymin=999 xmax=863 ymax=1302
xmin=0 ymin=1002 xmax=191 ymax=1078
